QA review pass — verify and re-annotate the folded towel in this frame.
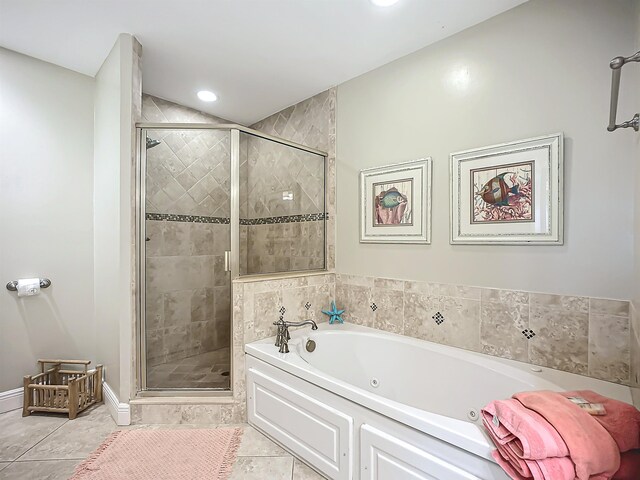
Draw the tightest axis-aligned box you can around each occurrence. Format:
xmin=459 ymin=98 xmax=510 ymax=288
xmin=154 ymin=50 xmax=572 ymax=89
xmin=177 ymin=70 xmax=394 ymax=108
xmin=484 ymin=416 xmax=575 ymax=480
xmin=491 ymin=448 xmax=576 ymax=480
xmin=514 ymin=391 xmax=620 ymax=480
xmin=561 ymin=391 xmax=640 ymax=453
xmin=482 ymin=399 xmax=569 ymax=459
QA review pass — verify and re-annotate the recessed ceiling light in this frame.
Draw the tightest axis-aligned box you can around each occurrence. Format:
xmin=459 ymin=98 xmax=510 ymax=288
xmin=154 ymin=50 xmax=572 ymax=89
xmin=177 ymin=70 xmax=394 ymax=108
xmin=371 ymin=0 xmax=400 ymax=6
xmin=197 ymin=90 xmax=217 ymax=102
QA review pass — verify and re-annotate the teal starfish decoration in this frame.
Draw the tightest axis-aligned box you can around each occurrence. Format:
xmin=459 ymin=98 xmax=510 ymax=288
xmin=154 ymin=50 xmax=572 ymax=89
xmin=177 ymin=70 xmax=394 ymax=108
xmin=322 ymin=301 xmax=345 ymax=324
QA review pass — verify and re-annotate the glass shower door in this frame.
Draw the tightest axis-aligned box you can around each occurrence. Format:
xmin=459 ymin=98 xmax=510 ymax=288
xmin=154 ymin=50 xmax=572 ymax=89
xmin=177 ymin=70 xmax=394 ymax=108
xmin=142 ymin=127 xmax=231 ymax=390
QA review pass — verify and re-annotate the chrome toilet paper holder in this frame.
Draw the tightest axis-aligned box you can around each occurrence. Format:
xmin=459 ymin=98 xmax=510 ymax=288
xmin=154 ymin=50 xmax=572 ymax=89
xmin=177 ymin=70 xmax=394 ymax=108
xmin=6 ymin=278 xmax=51 ymax=292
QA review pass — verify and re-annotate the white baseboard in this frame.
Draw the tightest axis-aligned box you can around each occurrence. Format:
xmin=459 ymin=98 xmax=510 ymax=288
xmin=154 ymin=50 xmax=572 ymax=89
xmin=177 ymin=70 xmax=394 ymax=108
xmin=0 ymin=387 xmax=23 ymax=414
xmin=103 ymin=381 xmax=131 ymax=426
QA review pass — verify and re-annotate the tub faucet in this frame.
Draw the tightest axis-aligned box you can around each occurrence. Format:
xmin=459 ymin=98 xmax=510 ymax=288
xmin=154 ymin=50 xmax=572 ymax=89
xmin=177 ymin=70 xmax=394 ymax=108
xmin=273 ymin=318 xmax=318 ymax=353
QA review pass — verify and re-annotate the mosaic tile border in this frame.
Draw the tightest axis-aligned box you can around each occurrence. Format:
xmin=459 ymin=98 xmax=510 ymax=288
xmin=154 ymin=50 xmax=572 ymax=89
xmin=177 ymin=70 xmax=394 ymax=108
xmin=146 ymin=213 xmax=230 ymax=224
xmin=146 ymin=212 xmax=328 ymax=225
xmin=240 ymin=213 xmax=328 ymax=225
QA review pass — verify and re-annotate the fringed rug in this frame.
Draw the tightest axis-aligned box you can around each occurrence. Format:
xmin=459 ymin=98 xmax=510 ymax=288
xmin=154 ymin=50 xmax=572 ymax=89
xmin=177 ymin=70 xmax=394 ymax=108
xmin=70 ymin=428 xmax=243 ymax=480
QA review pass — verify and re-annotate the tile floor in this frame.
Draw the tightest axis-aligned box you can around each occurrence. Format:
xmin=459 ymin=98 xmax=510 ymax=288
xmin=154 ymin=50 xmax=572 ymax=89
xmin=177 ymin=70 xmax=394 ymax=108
xmin=147 ymin=348 xmax=231 ymax=390
xmin=0 ymin=404 xmax=325 ymax=479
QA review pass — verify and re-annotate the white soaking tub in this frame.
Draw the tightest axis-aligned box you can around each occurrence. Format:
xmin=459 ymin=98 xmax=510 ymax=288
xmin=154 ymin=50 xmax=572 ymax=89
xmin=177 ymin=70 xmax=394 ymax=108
xmin=245 ymin=323 xmax=632 ymax=480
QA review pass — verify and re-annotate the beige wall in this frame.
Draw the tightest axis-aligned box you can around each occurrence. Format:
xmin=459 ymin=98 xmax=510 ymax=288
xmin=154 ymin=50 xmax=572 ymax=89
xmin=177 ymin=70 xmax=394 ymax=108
xmin=93 ymin=34 xmax=141 ymax=402
xmin=336 ymin=0 xmax=638 ymax=299
xmin=0 ymin=48 xmax=95 ymax=392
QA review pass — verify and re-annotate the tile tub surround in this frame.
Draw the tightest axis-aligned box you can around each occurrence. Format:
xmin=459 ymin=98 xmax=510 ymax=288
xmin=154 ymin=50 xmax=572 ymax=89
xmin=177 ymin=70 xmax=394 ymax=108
xmin=336 ymin=274 xmax=633 ymax=386
xmin=237 ymin=272 xmax=336 ymax=344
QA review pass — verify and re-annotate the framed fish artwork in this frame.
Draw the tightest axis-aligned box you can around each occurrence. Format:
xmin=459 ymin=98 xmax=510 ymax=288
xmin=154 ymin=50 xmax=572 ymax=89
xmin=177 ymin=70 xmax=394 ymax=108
xmin=450 ymin=133 xmax=563 ymax=245
xmin=360 ymin=158 xmax=432 ymax=244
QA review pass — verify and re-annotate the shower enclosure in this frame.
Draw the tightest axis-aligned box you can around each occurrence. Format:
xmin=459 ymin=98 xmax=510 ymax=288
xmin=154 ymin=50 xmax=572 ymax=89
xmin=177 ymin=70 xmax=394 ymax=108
xmin=137 ymin=124 xmax=326 ymax=393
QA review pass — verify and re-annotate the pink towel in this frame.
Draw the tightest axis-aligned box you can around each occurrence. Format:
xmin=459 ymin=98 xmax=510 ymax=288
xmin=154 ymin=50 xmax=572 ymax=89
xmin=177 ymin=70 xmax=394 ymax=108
xmin=491 ymin=447 xmax=575 ymax=480
xmin=561 ymin=391 xmax=640 ymax=453
xmin=514 ymin=391 xmax=620 ymax=480
xmin=482 ymin=399 xmax=568 ymax=459
xmin=483 ymin=416 xmax=575 ymax=480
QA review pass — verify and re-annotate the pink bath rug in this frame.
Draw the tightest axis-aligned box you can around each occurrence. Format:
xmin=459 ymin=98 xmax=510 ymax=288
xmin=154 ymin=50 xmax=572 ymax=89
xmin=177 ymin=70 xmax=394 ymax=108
xmin=70 ymin=428 xmax=243 ymax=480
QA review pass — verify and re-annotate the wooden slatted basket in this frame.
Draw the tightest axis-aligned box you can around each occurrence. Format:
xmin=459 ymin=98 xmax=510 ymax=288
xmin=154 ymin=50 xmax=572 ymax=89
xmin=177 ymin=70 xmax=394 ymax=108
xmin=23 ymin=359 xmax=103 ymax=419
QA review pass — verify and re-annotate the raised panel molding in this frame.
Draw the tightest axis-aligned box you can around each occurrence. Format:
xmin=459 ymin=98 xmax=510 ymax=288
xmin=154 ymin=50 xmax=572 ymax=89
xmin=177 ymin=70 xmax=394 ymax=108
xmin=360 ymin=424 xmax=479 ymax=480
xmin=248 ymin=366 xmax=353 ymax=480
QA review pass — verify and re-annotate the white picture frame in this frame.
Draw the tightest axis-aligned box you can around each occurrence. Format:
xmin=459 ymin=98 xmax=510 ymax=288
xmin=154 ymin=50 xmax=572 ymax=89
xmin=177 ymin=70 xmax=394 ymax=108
xmin=450 ymin=133 xmax=564 ymax=245
xmin=360 ymin=158 xmax=432 ymax=244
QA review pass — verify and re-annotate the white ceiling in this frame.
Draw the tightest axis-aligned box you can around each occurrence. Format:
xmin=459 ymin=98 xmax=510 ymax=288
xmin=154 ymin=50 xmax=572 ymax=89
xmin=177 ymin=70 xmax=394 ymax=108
xmin=0 ymin=0 xmax=526 ymax=125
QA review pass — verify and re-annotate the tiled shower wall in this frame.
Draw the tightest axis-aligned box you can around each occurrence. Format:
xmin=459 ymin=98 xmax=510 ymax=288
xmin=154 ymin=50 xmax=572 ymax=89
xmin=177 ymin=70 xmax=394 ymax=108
xmin=336 ymin=274 xmax=633 ymax=386
xmin=244 ymin=88 xmax=336 ymax=274
xmin=144 ymin=220 xmax=230 ymax=367
xmin=142 ymin=95 xmax=232 ymax=368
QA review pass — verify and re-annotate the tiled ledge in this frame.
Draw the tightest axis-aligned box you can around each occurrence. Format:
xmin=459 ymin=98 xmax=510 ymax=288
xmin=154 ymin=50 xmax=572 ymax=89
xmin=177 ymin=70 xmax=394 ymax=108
xmin=335 ymin=273 xmax=633 ymax=386
xmin=234 ymin=269 xmax=332 ymax=284
xmin=131 ymin=395 xmax=235 ymax=405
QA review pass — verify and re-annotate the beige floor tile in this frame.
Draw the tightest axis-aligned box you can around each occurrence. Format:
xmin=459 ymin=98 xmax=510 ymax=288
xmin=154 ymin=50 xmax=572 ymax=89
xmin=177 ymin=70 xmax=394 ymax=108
xmin=293 ymin=458 xmax=327 ymax=479
xmin=229 ymin=456 xmax=293 ymax=480
xmin=19 ymin=405 xmax=116 ymax=461
xmin=0 ymin=410 xmax=67 ymax=462
xmin=0 ymin=463 xmax=9 ymax=472
xmin=237 ymin=425 xmax=288 ymax=456
xmin=0 ymin=460 xmax=79 ymax=480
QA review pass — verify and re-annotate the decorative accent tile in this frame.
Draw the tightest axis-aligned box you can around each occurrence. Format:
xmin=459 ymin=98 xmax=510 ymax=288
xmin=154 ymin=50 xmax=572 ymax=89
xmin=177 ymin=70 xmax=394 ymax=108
xmin=370 ymin=303 xmax=377 ymax=312
xmin=304 ymin=302 xmax=311 ymax=310
xmin=522 ymin=328 xmax=536 ymax=339
xmin=146 ymin=212 xmax=327 ymax=225
xmin=432 ymin=312 xmax=445 ymax=325
xmin=146 ymin=212 xmax=230 ymax=224
xmin=241 ymin=213 xmax=327 ymax=225
xmin=279 ymin=306 xmax=286 ymax=315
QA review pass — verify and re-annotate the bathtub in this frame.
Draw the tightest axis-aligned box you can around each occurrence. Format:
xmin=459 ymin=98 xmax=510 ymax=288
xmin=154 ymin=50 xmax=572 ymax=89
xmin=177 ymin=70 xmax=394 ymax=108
xmin=245 ymin=323 xmax=632 ymax=480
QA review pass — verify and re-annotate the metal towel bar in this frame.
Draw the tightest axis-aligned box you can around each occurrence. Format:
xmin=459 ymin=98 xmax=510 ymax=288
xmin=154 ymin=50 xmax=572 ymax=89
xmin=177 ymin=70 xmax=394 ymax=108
xmin=607 ymin=50 xmax=640 ymax=132
xmin=6 ymin=278 xmax=51 ymax=292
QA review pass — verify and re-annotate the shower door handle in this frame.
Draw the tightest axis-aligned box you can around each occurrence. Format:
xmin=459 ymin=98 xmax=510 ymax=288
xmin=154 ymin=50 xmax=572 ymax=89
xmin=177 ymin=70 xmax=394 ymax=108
xmin=224 ymin=251 xmax=231 ymax=272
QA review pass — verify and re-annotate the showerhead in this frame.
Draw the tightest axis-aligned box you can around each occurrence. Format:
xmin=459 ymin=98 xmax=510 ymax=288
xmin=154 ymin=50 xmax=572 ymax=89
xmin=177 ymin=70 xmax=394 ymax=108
xmin=146 ymin=136 xmax=161 ymax=150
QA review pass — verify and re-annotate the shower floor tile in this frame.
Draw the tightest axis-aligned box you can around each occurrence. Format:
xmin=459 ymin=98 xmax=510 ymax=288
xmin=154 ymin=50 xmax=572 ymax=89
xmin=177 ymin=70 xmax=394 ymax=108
xmin=146 ymin=347 xmax=231 ymax=390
